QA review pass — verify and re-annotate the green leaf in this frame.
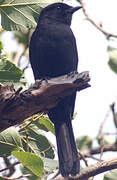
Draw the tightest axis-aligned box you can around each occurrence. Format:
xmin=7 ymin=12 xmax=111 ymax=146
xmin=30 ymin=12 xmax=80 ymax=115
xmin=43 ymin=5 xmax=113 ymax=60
xmin=0 ymin=127 xmax=23 ymax=156
xmin=108 ymin=47 xmax=117 ymax=74
xmin=21 ymin=124 xmax=55 ymax=159
xmin=35 ymin=115 xmax=55 ymax=135
xmin=103 ymin=169 xmax=117 ymax=180
xmin=15 ymin=30 xmax=31 ymax=45
xmin=21 ymin=158 xmax=58 ymax=178
xmin=43 ymin=157 xmax=58 ymax=172
xmin=21 ymin=166 xmax=40 ymax=180
xmin=12 ymin=151 xmax=44 ymax=178
xmin=0 ymin=0 xmax=63 ymax=31
xmin=0 ymin=41 xmax=3 ymax=53
xmin=0 ymin=55 xmax=26 ymax=88
xmin=0 ymin=177 xmax=6 ymax=180
xmin=76 ymin=136 xmax=92 ymax=151
xmin=97 ymin=135 xmax=115 ymax=146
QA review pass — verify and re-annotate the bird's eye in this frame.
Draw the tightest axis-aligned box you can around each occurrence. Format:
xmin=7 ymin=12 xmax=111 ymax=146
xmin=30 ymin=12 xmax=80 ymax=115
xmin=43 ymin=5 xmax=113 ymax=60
xmin=57 ymin=6 xmax=61 ymax=10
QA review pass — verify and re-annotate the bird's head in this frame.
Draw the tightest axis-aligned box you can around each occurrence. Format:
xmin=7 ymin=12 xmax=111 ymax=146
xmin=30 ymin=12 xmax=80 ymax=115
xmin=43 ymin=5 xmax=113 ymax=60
xmin=39 ymin=3 xmax=82 ymax=26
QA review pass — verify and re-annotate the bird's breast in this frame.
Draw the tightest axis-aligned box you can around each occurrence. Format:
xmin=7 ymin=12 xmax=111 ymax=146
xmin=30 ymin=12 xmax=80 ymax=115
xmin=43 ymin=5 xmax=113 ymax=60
xmin=31 ymin=23 xmax=78 ymax=78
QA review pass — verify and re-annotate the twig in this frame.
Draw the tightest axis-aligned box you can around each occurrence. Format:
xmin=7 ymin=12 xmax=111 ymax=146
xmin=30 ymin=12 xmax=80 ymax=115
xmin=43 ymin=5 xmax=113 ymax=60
xmin=104 ymin=132 xmax=117 ymax=135
xmin=100 ymin=145 xmax=104 ymax=160
xmin=2 ymin=174 xmax=31 ymax=180
xmin=78 ymin=0 xmax=117 ymax=39
xmin=0 ymin=161 xmax=20 ymax=173
xmin=19 ymin=113 xmax=44 ymax=132
xmin=84 ymin=154 xmax=103 ymax=162
xmin=77 ymin=143 xmax=117 ymax=175
xmin=110 ymin=103 xmax=117 ymax=130
xmin=82 ymin=143 xmax=117 ymax=158
xmin=79 ymin=151 xmax=88 ymax=166
xmin=68 ymin=158 xmax=117 ymax=180
xmin=50 ymin=170 xmax=60 ymax=180
xmin=98 ymin=108 xmax=110 ymax=136
xmin=2 ymin=156 xmax=15 ymax=177
xmin=14 ymin=30 xmax=31 ymax=66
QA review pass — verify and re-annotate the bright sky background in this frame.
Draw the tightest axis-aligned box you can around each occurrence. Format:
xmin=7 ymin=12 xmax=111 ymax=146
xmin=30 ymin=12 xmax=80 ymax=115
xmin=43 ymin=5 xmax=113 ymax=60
xmin=68 ymin=0 xmax=117 ymax=179
xmin=65 ymin=0 xmax=117 ymax=136
xmin=1 ymin=0 xmax=117 ymax=179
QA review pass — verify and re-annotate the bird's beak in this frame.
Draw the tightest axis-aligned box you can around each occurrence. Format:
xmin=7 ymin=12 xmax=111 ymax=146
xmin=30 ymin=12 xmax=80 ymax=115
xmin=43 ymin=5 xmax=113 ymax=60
xmin=70 ymin=6 xmax=82 ymax=14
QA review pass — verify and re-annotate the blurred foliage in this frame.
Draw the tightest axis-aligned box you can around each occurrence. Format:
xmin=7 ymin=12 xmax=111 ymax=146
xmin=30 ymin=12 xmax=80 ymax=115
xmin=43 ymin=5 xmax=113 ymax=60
xmin=104 ymin=169 xmax=117 ymax=180
xmin=0 ymin=52 xmax=26 ymax=88
xmin=0 ymin=41 xmax=3 ymax=53
xmin=14 ymin=30 xmax=33 ymax=49
xmin=76 ymin=136 xmax=92 ymax=151
xmin=0 ymin=0 xmax=117 ymax=179
xmin=108 ymin=46 xmax=117 ymax=74
xmin=42 ymin=157 xmax=58 ymax=173
xmin=97 ymin=135 xmax=115 ymax=146
xmin=15 ymin=31 xmax=30 ymax=45
xmin=0 ymin=177 xmax=6 ymax=180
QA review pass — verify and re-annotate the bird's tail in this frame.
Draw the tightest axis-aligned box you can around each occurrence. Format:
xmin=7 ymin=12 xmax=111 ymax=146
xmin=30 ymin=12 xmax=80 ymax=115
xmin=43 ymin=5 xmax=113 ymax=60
xmin=54 ymin=121 xmax=80 ymax=177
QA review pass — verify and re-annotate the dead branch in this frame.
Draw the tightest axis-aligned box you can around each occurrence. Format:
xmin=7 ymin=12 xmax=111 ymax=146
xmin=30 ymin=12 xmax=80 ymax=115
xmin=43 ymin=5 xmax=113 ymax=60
xmin=98 ymin=108 xmax=111 ymax=136
xmin=0 ymin=71 xmax=90 ymax=132
xmin=82 ymin=143 xmax=117 ymax=158
xmin=2 ymin=174 xmax=30 ymax=180
xmin=0 ymin=161 xmax=20 ymax=173
xmin=78 ymin=0 xmax=117 ymax=39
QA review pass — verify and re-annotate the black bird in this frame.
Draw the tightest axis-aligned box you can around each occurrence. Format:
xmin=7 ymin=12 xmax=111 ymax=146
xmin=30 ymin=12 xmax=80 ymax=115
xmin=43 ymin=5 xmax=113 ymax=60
xmin=29 ymin=3 xmax=82 ymax=177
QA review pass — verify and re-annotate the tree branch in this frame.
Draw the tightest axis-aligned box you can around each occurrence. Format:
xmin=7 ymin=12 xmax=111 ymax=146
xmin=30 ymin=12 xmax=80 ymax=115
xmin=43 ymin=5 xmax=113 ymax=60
xmin=82 ymin=143 xmax=117 ymax=158
xmin=0 ymin=161 xmax=20 ymax=173
xmin=0 ymin=71 xmax=90 ymax=132
xmin=68 ymin=158 xmax=117 ymax=180
xmin=78 ymin=0 xmax=117 ymax=39
xmin=55 ymin=158 xmax=117 ymax=180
